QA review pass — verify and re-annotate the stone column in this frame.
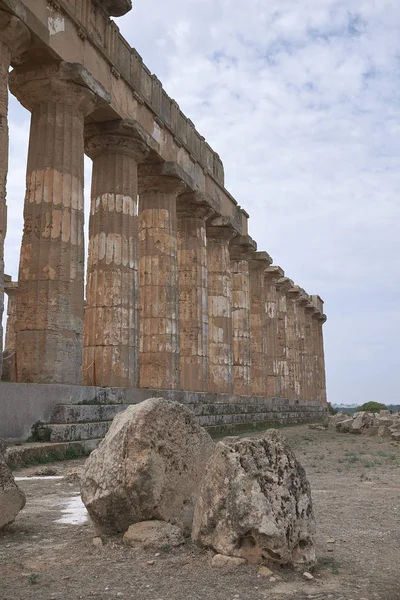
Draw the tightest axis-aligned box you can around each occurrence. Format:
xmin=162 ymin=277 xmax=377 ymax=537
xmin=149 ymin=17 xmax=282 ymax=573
xmin=229 ymin=235 xmax=257 ymax=395
xmin=304 ymin=301 xmax=318 ymax=402
xmin=2 ymin=275 xmax=17 ymax=381
xmin=83 ymin=120 xmax=149 ymax=387
xmin=275 ymin=276 xmax=293 ymax=399
xmin=265 ymin=266 xmax=284 ymax=397
xmin=177 ymin=193 xmax=215 ymax=392
xmin=287 ymin=286 xmax=301 ymax=401
xmin=311 ymin=295 xmax=327 ymax=406
xmin=0 ymin=12 xmax=30 ymax=378
xmin=248 ymin=252 xmax=272 ymax=397
xmin=9 ymin=62 xmax=109 ymax=383
xmin=138 ymin=164 xmax=187 ymax=390
xmin=297 ymin=289 xmax=310 ymax=402
xmin=206 ymin=216 xmax=236 ymax=394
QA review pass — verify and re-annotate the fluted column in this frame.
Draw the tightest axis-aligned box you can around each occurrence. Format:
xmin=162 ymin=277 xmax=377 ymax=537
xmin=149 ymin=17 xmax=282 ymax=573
xmin=83 ymin=120 xmax=149 ymax=387
xmin=297 ymin=290 xmax=310 ymax=402
xmin=0 ymin=12 xmax=30 ymax=378
xmin=138 ymin=165 xmax=186 ymax=389
xmin=248 ymin=252 xmax=272 ymax=397
xmin=275 ymin=276 xmax=293 ymax=399
xmin=206 ymin=217 xmax=236 ymax=394
xmin=2 ymin=276 xmax=17 ymax=381
xmin=9 ymin=62 xmax=108 ymax=383
xmin=230 ymin=235 xmax=257 ymax=395
xmin=177 ymin=193 xmax=214 ymax=391
xmin=304 ymin=302 xmax=318 ymax=402
xmin=311 ymin=295 xmax=327 ymax=406
xmin=265 ymin=266 xmax=284 ymax=397
xmin=287 ymin=286 xmax=301 ymax=401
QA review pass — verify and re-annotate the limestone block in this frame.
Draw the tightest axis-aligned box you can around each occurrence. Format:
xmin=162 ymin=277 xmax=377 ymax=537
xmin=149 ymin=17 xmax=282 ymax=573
xmin=81 ymin=398 xmax=215 ymax=535
xmin=0 ymin=440 xmax=26 ymax=530
xmin=123 ymin=520 xmax=184 ymax=549
xmin=336 ymin=418 xmax=353 ymax=433
xmin=377 ymin=426 xmax=392 ymax=438
xmin=391 ymin=432 xmax=400 ymax=442
xmin=211 ymin=554 xmax=247 ymax=568
xmin=328 ymin=413 xmax=348 ymax=428
xmin=349 ymin=412 xmax=374 ymax=434
xmin=192 ymin=430 xmax=316 ymax=569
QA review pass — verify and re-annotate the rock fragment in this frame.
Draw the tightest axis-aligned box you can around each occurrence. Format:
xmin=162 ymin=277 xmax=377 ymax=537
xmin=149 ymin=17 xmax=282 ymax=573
xmin=123 ymin=520 xmax=184 ymax=549
xmin=192 ymin=430 xmax=316 ymax=569
xmin=81 ymin=398 xmax=214 ymax=535
xmin=0 ymin=439 xmax=26 ymax=531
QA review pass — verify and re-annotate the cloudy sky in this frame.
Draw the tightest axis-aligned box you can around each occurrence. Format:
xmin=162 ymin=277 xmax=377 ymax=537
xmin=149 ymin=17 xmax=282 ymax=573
xmin=6 ymin=0 xmax=400 ymax=405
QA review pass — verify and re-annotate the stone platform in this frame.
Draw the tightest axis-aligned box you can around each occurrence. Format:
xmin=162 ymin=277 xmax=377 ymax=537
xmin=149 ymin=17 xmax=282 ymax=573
xmin=0 ymin=382 xmax=327 ymax=444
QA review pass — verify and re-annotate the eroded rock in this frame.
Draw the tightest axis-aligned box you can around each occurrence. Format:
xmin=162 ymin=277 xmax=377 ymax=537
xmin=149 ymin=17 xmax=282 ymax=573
xmin=192 ymin=430 xmax=316 ymax=569
xmin=81 ymin=398 xmax=215 ymax=535
xmin=0 ymin=439 xmax=26 ymax=531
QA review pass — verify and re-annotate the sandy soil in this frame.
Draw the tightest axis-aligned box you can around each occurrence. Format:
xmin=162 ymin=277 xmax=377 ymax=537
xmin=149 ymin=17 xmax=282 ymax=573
xmin=1 ymin=424 xmax=400 ymax=600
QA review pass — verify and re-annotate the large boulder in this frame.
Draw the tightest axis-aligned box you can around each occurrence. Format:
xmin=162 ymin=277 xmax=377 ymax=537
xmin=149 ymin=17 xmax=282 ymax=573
xmin=81 ymin=398 xmax=215 ymax=536
xmin=0 ymin=440 xmax=26 ymax=531
xmin=192 ymin=430 xmax=316 ymax=570
xmin=327 ymin=413 xmax=348 ymax=428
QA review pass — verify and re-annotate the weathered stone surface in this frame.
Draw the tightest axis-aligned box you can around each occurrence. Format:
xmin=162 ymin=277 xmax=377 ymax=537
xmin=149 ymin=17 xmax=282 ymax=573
xmin=192 ymin=430 xmax=316 ymax=569
xmin=0 ymin=439 xmax=26 ymax=530
xmin=81 ymin=398 xmax=214 ymax=535
xmin=123 ymin=520 xmax=184 ymax=549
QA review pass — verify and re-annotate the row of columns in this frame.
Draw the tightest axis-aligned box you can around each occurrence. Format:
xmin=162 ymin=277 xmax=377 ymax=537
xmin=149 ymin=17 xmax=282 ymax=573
xmin=0 ymin=10 xmax=327 ymax=404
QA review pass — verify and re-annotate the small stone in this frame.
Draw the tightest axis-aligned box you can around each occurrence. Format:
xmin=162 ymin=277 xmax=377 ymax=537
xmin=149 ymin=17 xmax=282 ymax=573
xmin=327 ymin=547 xmax=334 ymax=552
xmin=258 ymin=566 xmax=273 ymax=577
xmin=123 ymin=520 xmax=184 ymax=549
xmin=211 ymin=554 xmax=247 ymax=568
xmin=147 ymin=560 xmax=155 ymax=566
xmin=92 ymin=537 xmax=103 ymax=547
xmin=303 ymin=571 xmax=314 ymax=580
xmin=154 ymin=552 xmax=160 ymax=557
xmin=269 ymin=577 xmax=277 ymax=582
xmin=327 ymin=539 xmax=336 ymax=543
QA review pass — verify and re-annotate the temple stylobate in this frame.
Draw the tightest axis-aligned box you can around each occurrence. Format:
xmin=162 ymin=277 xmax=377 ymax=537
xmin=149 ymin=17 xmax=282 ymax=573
xmin=0 ymin=0 xmax=327 ymax=413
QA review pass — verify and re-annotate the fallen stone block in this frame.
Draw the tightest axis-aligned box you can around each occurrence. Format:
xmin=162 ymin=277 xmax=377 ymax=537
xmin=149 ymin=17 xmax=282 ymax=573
xmin=391 ymin=432 xmax=400 ymax=442
xmin=0 ymin=439 xmax=26 ymax=531
xmin=192 ymin=429 xmax=316 ymax=570
xmin=123 ymin=520 xmax=184 ymax=549
xmin=378 ymin=426 xmax=392 ymax=438
xmin=336 ymin=418 xmax=353 ymax=433
xmin=81 ymin=398 xmax=215 ymax=536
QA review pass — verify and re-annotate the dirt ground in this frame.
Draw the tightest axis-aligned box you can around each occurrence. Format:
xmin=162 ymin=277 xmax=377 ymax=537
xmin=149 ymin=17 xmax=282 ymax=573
xmin=1 ymin=424 xmax=400 ymax=600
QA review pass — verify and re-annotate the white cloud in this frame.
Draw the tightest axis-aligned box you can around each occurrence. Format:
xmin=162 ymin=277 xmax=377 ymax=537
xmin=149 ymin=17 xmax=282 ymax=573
xmin=4 ymin=0 xmax=400 ymax=404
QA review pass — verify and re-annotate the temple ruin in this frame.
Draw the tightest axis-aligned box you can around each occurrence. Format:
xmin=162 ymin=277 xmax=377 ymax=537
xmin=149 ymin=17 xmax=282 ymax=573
xmin=0 ymin=0 xmax=327 ymax=442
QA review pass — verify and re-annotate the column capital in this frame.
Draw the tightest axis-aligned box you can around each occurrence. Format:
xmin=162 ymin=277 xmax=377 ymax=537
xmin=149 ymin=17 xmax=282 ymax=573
xmin=3 ymin=275 xmax=17 ymax=295
xmin=9 ymin=62 xmax=110 ymax=116
xmin=138 ymin=161 xmax=193 ymax=195
xmin=265 ymin=265 xmax=284 ymax=282
xmin=206 ymin=216 xmax=237 ymax=242
xmin=177 ymin=191 xmax=217 ymax=220
xmin=103 ymin=0 xmax=132 ymax=17
xmin=0 ymin=10 xmax=30 ymax=59
xmin=276 ymin=276 xmax=294 ymax=293
xmin=85 ymin=119 xmax=155 ymax=163
xmin=229 ymin=234 xmax=257 ymax=260
xmin=248 ymin=250 xmax=273 ymax=269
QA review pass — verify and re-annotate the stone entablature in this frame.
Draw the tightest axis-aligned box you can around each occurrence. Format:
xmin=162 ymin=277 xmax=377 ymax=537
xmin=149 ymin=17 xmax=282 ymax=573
xmin=0 ymin=3 xmax=328 ymax=409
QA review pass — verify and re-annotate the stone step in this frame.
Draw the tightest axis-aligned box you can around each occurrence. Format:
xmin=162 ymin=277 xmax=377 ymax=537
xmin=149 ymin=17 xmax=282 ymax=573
xmin=50 ymin=403 xmax=127 ymax=424
xmin=6 ymin=439 xmax=102 ymax=469
xmin=49 ymin=421 xmax=112 ymax=443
